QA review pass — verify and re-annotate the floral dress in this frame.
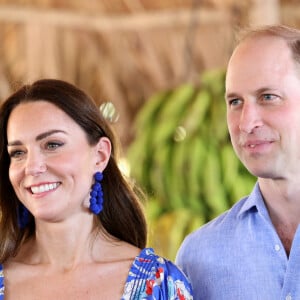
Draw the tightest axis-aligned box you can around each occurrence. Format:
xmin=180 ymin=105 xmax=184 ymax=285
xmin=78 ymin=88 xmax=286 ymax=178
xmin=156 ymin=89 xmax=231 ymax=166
xmin=121 ymin=248 xmax=193 ymax=299
xmin=0 ymin=248 xmax=193 ymax=299
xmin=0 ymin=267 xmax=3 ymax=298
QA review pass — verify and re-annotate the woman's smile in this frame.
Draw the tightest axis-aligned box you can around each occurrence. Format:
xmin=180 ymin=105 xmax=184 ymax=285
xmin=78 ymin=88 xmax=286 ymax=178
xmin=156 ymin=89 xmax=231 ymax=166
xmin=28 ymin=182 xmax=61 ymax=195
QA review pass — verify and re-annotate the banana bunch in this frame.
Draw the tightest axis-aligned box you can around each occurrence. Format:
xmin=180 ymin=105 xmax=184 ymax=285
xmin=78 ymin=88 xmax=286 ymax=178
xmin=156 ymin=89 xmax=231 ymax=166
xmin=127 ymin=69 xmax=256 ymax=260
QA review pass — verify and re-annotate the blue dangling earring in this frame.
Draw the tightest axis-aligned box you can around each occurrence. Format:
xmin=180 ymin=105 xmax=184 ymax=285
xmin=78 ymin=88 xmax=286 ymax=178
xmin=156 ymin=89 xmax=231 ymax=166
xmin=89 ymin=171 xmax=104 ymax=214
xmin=18 ymin=203 xmax=30 ymax=229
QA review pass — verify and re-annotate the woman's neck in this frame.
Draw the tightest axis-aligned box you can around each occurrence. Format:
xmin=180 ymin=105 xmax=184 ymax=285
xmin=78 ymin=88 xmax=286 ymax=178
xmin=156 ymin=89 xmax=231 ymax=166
xmin=18 ymin=214 xmax=100 ymax=271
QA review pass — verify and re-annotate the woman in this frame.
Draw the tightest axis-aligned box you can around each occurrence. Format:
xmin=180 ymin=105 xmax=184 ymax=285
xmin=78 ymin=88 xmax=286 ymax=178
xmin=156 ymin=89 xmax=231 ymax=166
xmin=0 ymin=79 xmax=193 ymax=299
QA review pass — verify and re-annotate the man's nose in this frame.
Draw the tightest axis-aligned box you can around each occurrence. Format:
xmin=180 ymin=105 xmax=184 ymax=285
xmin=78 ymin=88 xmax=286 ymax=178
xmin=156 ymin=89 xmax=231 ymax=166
xmin=239 ymin=103 xmax=263 ymax=133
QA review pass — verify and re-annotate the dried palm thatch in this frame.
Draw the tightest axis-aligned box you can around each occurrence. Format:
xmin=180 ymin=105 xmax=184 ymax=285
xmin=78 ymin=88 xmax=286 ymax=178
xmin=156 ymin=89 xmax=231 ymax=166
xmin=0 ymin=3 xmax=238 ymax=146
xmin=1 ymin=0 xmax=295 ymax=146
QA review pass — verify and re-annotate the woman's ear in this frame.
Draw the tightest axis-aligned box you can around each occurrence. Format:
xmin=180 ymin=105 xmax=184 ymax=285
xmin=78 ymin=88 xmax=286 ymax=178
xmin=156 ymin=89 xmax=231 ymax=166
xmin=94 ymin=137 xmax=111 ymax=171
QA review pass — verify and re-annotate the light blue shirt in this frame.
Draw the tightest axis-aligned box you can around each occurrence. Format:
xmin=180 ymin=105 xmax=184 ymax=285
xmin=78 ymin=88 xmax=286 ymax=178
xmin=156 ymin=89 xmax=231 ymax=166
xmin=176 ymin=182 xmax=300 ymax=300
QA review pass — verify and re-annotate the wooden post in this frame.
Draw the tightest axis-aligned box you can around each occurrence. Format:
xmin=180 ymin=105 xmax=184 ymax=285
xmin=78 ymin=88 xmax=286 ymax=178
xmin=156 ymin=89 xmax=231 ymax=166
xmin=248 ymin=0 xmax=280 ymax=26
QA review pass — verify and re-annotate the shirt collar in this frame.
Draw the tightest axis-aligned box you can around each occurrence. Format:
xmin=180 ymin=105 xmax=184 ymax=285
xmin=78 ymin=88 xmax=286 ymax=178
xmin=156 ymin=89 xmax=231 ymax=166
xmin=237 ymin=182 xmax=270 ymax=220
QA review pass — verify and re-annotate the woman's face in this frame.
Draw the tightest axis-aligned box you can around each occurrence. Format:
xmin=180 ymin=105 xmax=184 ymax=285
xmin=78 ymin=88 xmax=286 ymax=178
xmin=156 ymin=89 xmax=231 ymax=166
xmin=6 ymin=101 xmax=106 ymax=223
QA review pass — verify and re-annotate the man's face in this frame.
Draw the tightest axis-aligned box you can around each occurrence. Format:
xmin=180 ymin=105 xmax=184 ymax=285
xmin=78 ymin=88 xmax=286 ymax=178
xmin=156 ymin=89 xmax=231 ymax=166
xmin=225 ymin=35 xmax=300 ymax=180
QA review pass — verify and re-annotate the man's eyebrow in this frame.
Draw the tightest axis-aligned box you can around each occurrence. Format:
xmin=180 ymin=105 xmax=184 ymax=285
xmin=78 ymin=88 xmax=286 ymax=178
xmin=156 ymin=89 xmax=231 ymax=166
xmin=225 ymin=92 xmax=239 ymax=100
xmin=7 ymin=129 xmax=67 ymax=147
xmin=225 ymin=87 xmax=276 ymax=100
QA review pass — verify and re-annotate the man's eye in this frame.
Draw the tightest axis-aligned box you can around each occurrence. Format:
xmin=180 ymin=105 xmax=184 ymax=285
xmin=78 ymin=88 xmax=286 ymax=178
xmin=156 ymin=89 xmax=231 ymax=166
xmin=229 ymin=99 xmax=241 ymax=106
xmin=262 ymin=94 xmax=277 ymax=101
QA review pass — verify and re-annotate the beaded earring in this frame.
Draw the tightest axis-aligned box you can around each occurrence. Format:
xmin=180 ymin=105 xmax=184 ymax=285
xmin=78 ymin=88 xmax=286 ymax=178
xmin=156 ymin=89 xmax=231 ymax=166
xmin=89 ymin=171 xmax=104 ymax=214
xmin=18 ymin=203 xmax=30 ymax=229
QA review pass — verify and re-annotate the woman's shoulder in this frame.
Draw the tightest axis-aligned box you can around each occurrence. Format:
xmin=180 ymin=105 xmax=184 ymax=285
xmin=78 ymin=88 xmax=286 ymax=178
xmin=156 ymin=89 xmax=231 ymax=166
xmin=122 ymin=247 xmax=193 ymax=299
xmin=138 ymin=248 xmax=192 ymax=279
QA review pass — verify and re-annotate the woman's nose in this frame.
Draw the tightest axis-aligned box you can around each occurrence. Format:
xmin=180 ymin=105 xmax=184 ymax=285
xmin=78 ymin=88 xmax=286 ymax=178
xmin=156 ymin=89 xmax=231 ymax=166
xmin=25 ymin=151 xmax=47 ymax=176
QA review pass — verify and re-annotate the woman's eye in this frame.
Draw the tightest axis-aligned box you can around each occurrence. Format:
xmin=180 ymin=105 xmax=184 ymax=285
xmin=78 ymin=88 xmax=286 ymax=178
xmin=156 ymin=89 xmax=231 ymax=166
xmin=46 ymin=142 xmax=64 ymax=150
xmin=9 ymin=150 xmax=25 ymax=159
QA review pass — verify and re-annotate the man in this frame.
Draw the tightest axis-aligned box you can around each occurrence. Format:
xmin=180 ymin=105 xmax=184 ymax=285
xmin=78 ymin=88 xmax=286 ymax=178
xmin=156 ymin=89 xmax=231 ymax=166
xmin=176 ymin=25 xmax=300 ymax=299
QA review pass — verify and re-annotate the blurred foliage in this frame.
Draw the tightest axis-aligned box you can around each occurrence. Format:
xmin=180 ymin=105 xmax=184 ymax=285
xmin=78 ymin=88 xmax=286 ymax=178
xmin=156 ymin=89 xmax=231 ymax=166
xmin=127 ymin=69 xmax=256 ymax=260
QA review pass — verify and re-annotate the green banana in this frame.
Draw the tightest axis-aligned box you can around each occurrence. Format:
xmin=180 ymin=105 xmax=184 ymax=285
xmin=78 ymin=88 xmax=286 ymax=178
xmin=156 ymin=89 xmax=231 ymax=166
xmin=185 ymin=136 xmax=208 ymax=214
xmin=127 ymin=68 xmax=261 ymax=260
xmin=220 ymin=144 xmax=240 ymax=190
xmin=151 ymin=84 xmax=195 ymax=146
xmin=180 ymin=88 xmax=211 ymax=135
xmin=202 ymin=146 xmax=230 ymax=218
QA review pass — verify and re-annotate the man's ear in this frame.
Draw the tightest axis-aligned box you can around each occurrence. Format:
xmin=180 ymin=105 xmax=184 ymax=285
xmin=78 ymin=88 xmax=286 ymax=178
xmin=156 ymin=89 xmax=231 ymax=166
xmin=94 ymin=137 xmax=111 ymax=171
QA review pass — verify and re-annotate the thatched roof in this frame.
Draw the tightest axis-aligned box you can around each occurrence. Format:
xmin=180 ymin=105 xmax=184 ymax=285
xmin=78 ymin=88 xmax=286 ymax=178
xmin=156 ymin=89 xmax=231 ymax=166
xmin=0 ymin=0 xmax=299 ymax=146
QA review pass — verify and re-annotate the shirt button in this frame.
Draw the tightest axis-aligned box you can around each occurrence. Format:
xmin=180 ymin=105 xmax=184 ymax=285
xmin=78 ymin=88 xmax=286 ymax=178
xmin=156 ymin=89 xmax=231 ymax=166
xmin=286 ymin=293 xmax=292 ymax=300
xmin=275 ymin=244 xmax=280 ymax=251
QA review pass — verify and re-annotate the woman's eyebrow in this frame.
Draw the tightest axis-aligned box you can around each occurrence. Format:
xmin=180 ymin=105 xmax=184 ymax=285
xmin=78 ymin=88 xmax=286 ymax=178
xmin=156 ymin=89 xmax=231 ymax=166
xmin=7 ymin=129 xmax=67 ymax=147
xmin=35 ymin=129 xmax=67 ymax=141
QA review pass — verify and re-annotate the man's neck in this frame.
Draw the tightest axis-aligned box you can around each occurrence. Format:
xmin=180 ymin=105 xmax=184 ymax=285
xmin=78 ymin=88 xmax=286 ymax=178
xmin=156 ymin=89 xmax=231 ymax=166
xmin=258 ymin=178 xmax=300 ymax=256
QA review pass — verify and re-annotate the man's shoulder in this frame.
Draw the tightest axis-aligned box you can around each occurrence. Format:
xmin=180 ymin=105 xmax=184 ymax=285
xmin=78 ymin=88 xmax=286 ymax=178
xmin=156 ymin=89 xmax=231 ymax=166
xmin=180 ymin=195 xmax=250 ymax=249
